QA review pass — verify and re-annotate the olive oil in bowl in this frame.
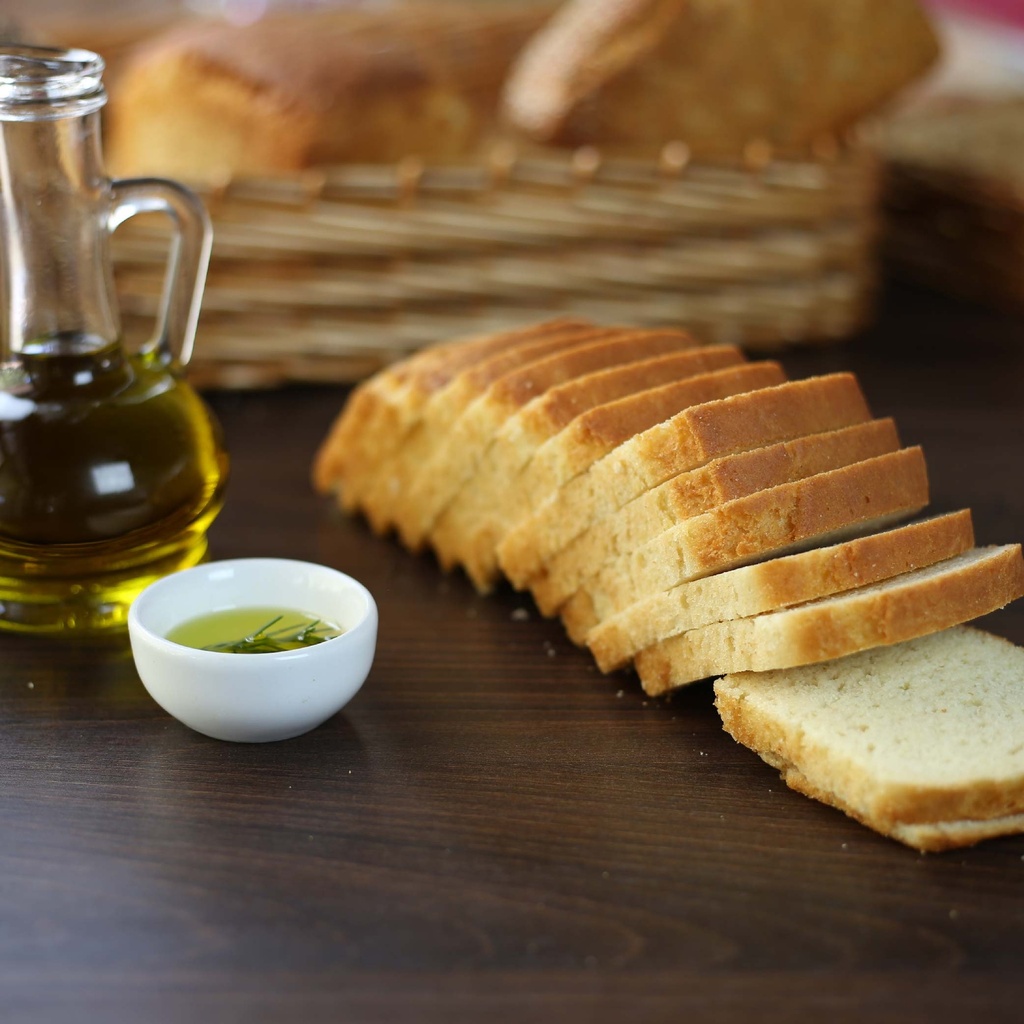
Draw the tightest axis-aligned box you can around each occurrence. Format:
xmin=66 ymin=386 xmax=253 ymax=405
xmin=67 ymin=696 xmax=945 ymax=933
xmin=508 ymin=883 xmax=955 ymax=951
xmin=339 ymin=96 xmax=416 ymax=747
xmin=168 ymin=607 xmax=343 ymax=654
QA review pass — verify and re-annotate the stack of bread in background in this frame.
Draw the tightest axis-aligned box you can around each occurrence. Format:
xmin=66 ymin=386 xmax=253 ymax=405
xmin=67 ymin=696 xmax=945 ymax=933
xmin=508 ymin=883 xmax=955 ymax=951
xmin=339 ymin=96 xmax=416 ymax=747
xmin=314 ymin=319 xmax=1024 ymax=851
xmin=99 ymin=0 xmax=940 ymax=179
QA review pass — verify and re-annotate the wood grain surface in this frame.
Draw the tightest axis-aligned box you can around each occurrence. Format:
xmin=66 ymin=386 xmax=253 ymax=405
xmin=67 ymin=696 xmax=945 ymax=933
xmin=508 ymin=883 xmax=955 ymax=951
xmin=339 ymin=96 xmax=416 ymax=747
xmin=2 ymin=284 xmax=1024 ymax=1023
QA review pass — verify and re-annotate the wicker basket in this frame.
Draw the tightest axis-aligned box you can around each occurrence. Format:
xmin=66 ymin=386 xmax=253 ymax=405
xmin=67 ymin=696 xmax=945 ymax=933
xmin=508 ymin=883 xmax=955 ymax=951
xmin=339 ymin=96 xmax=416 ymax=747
xmin=112 ymin=145 xmax=881 ymax=388
xmin=881 ymin=100 xmax=1024 ymax=312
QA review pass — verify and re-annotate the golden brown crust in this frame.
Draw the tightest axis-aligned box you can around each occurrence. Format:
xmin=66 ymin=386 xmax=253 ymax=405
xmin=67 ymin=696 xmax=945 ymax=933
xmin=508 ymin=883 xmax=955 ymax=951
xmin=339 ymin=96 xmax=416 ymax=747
xmin=683 ymin=447 xmax=929 ymax=575
xmin=492 ymin=351 xmax=762 ymax=556
xmin=109 ymin=2 xmax=555 ymax=177
xmin=640 ymin=546 xmax=1024 ymax=694
xmin=509 ymin=334 xmax=714 ymax=437
xmin=780 ymin=548 xmax=1024 ymax=667
xmin=580 ymin=447 xmax=930 ymax=646
xmin=714 ymin=627 xmax=1024 ymax=850
xmin=503 ymin=0 xmax=939 ymax=155
xmin=654 ymin=373 xmax=871 ymax=483
xmin=360 ymin=325 xmax=613 ymax=533
xmin=436 ymin=341 xmax=741 ymax=591
xmin=534 ymin=418 xmax=901 ymax=616
xmin=589 ymin=510 xmax=976 ymax=672
xmin=485 ymin=331 xmax=693 ymax=412
xmin=420 ymin=330 xmax=708 ymax=561
xmin=393 ymin=326 xmax=685 ymax=547
xmin=497 ymin=361 xmax=786 ymax=587
xmin=312 ymin=318 xmax=590 ymax=503
xmin=574 ymin=361 xmax=785 ymax=452
xmin=502 ymin=372 xmax=870 ymax=591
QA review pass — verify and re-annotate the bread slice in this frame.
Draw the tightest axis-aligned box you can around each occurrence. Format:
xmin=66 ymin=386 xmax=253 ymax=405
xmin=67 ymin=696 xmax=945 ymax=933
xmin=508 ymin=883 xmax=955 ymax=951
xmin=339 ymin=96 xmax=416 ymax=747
xmin=312 ymin=317 xmax=590 ymax=510
xmin=362 ymin=323 xmax=630 ymax=535
xmin=589 ymin=510 xmax=975 ymax=672
xmin=430 ymin=344 xmax=746 ymax=590
xmin=497 ymin=360 xmax=788 ymax=585
xmin=561 ymin=446 xmax=930 ymax=644
xmin=534 ymin=418 xmax=901 ymax=617
xmin=638 ymin=545 xmax=1024 ymax=695
xmin=394 ymin=328 xmax=702 ymax=550
xmin=500 ymin=373 xmax=872 ymax=590
xmin=714 ymin=626 xmax=1024 ymax=851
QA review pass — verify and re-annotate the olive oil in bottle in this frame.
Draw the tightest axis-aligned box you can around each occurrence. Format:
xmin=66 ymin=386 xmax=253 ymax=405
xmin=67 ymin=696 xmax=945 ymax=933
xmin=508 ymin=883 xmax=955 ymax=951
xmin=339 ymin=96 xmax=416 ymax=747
xmin=0 ymin=46 xmax=226 ymax=634
xmin=0 ymin=336 xmax=228 ymax=633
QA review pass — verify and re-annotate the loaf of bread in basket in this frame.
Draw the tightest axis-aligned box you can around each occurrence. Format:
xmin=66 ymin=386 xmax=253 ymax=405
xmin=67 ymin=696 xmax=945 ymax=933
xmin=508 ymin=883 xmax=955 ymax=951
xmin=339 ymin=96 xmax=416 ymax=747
xmin=106 ymin=1 xmax=555 ymax=179
xmin=107 ymin=0 xmax=939 ymax=178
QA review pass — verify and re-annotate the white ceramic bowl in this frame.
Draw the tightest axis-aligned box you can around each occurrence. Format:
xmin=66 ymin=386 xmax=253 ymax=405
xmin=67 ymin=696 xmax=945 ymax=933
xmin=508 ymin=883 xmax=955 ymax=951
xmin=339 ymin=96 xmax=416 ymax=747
xmin=128 ymin=558 xmax=377 ymax=742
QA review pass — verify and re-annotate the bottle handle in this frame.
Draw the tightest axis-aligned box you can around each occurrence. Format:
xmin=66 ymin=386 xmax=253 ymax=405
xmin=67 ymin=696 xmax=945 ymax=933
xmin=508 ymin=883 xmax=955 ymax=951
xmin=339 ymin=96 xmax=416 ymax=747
xmin=108 ymin=178 xmax=213 ymax=366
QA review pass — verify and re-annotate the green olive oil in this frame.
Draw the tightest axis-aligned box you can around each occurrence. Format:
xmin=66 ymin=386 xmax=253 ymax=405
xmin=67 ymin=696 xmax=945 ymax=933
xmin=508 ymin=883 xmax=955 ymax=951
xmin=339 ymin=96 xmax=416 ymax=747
xmin=168 ymin=607 xmax=342 ymax=653
xmin=0 ymin=338 xmax=228 ymax=634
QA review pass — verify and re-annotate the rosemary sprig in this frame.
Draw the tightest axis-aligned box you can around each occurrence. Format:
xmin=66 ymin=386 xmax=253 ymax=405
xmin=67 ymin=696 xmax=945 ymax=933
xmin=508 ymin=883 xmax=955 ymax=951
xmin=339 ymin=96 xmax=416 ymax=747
xmin=204 ymin=615 xmax=336 ymax=654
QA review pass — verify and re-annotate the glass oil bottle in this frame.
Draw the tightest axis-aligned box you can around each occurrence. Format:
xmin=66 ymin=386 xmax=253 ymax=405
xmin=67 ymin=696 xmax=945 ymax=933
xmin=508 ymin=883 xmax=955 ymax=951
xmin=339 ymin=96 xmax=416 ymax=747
xmin=0 ymin=46 xmax=228 ymax=635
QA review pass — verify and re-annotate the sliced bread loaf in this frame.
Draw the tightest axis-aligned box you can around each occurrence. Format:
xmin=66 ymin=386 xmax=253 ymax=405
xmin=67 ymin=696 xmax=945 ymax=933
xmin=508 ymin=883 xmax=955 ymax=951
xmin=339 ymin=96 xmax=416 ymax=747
xmin=497 ymin=360 xmax=788 ymax=585
xmin=534 ymin=418 xmax=901 ymax=617
xmin=430 ymin=344 xmax=747 ymax=590
xmin=638 ymin=545 xmax=1024 ymax=694
xmin=394 ymin=328 xmax=702 ymax=551
xmin=313 ymin=317 xmax=589 ymax=511
xmin=500 ymin=373 xmax=872 ymax=590
xmin=588 ymin=511 xmax=975 ymax=672
xmin=561 ymin=446 xmax=930 ymax=643
xmin=362 ymin=323 xmax=629 ymax=535
xmin=714 ymin=626 xmax=1024 ymax=851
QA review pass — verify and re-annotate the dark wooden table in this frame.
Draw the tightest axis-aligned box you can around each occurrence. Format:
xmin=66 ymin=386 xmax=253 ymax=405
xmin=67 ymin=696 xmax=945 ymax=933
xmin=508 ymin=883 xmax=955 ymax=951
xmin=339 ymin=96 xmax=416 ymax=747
xmin=3 ymin=283 xmax=1024 ymax=1023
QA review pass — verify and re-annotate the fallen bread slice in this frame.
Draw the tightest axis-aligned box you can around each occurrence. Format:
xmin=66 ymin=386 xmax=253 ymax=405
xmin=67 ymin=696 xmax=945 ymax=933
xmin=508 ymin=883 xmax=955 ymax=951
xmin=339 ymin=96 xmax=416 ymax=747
xmin=395 ymin=328 xmax=702 ymax=551
xmin=589 ymin=510 xmax=975 ymax=672
xmin=714 ymin=626 xmax=1024 ymax=852
xmin=638 ymin=545 xmax=1024 ymax=695
xmin=561 ymin=446 xmax=930 ymax=644
xmin=313 ymin=317 xmax=591 ymax=513
xmin=501 ymin=373 xmax=872 ymax=591
xmin=363 ymin=322 xmax=631 ymax=536
xmin=432 ymin=344 xmax=746 ymax=590
xmin=497 ymin=360 xmax=788 ymax=586
xmin=534 ymin=418 xmax=901 ymax=617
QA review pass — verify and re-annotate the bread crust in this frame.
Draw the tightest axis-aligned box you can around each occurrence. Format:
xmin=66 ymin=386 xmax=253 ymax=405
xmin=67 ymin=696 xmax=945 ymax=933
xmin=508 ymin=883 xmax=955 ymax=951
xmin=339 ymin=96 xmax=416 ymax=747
xmin=433 ymin=342 xmax=744 ymax=591
xmin=535 ymin=418 xmax=901 ymax=616
xmin=714 ymin=627 xmax=1024 ymax=851
xmin=502 ymin=0 xmax=939 ymax=155
xmin=312 ymin=318 xmax=589 ymax=502
xmin=397 ymin=329 xmax=705 ymax=550
xmin=501 ymin=373 xmax=870 ymax=588
xmin=589 ymin=510 xmax=975 ymax=671
xmin=563 ymin=446 xmax=930 ymax=642
xmin=518 ymin=361 xmax=787 ymax=505
xmin=109 ymin=2 xmax=556 ymax=178
xmin=641 ymin=546 xmax=1024 ymax=694
xmin=364 ymin=325 xmax=616 ymax=535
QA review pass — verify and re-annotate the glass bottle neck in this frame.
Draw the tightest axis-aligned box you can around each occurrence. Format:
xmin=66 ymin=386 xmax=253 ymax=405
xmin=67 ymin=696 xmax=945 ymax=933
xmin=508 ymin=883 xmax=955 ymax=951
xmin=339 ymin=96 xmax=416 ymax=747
xmin=0 ymin=47 xmax=118 ymax=362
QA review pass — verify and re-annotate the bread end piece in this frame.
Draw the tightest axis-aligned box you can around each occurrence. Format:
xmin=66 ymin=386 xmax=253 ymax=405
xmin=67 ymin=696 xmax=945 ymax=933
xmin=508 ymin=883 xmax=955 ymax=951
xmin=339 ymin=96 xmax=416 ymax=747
xmin=715 ymin=627 xmax=1024 ymax=851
